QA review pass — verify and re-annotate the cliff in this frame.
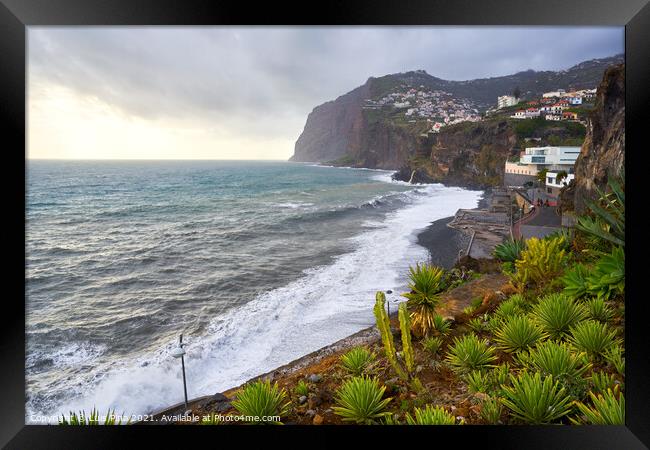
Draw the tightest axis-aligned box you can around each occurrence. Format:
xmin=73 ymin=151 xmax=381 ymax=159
xmin=291 ymin=55 xmax=621 ymax=188
xmin=560 ymin=64 xmax=625 ymax=214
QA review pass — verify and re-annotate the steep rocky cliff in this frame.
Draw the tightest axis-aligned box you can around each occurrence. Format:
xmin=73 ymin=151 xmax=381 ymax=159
xmin=560 ymin=64 xmax=625 ymax=214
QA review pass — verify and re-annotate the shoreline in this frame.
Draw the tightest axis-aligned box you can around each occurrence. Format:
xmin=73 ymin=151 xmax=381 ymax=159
xmin=147 ymin=184 xmax=491 ymax=421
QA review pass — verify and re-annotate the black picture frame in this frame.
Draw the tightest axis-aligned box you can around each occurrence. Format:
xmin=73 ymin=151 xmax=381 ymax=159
xmin=2 ymin=0 xmax=648 ymax=447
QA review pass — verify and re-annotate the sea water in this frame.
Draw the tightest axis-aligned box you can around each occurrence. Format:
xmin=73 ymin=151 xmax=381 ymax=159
xmin=26 ymin=160 xmax=481 ymax=422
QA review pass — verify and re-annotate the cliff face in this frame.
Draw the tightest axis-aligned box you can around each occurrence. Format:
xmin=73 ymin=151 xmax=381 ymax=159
xmin=561 ymin=64 xmax=625 ymax=214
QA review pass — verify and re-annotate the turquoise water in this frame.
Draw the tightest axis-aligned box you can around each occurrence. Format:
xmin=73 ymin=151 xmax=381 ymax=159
xmin=26 ymin=160 xmax=481 ymax=421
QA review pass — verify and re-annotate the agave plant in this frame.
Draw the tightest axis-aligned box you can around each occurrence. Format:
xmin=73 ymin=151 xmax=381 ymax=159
xmin=59 ymin=408 xmax=130 ymax=425
xmin=493 ymin=237 xmax=526 ymax=262
xmin=568 ymin=320 xmax=618 ymax=360
xmin=500 ymin=372 xmax=573 ymax=424
xmin=340 ymin=347 xmax=376 ymax=376
xmin=402 ymin=263 xmax=448 ymax=336
xmin=516 ymin=340 xmax=590 ymax=379
xmin=445 ymin=333 xmax=497 ymax=374
xmin=586 ymin=247 xmax=625 ymax=300
xmin=530 ymin=293 xmax=588 ymax=338
xmin=561 ymin=263 xmax=590 ymax=299
xmin=332 ymin=376 xmax=392 ymax=424
xmin=494 ymin=316 xmax=545 ymax=353
xmin=572 ymin=387 xmax=625 ymax=425
xmin=405 ymin=405 xmax=457 ymax=425
xmin=575 ymin=173 xmax=625 ymax=249
xmin=231 ymin=379 xmax=290 ymax=423
xmin=421 ymin=336 xmax=444 ymax=355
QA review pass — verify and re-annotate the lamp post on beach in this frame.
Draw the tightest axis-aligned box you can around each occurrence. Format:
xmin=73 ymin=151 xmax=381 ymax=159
xmin=171 ymin=334 xmax=189 ymax=412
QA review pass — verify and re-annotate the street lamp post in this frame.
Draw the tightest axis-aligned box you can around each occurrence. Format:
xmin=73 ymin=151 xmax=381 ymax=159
xmin=171 ymin=334 xmax=189 ymax=412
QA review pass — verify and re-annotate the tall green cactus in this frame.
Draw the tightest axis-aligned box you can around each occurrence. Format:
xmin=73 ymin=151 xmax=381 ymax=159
xmin=398 ymin=302 xmax=415 ymax=374
xmin=374 ymin=292 xmax=407 ymax=380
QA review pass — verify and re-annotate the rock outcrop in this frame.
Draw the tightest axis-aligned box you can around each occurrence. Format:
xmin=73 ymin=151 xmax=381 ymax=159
xmin=560 ymin=64 xmax=625 ymax=214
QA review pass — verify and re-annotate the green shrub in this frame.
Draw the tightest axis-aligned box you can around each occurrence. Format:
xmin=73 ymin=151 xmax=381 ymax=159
xmin=465 ymin=370 xmax=489 ymax=394
xmin=432 ymin=314 xmax=452 ymax=335
xmin=575 ymin=173 xmax=624 ymax=249
xmin=422 ymin=336 xmax=444 ymax=355
xmin=231 ymin=380 xmax=291 ymax=423
xmin=480 ymin=396 xmax=503 ymax=423
xmin=603 ymin=345 xmax=625 ymax=376
xmin=494 ymin=316 xmax=545 ymax=353
xmin=493 ymin=238 xmax=526 ymax=262
xmin=568 ymin=320 xmax=618 ymax=360
xmin=572 ymin=387 xmax=625 ymax=425
xmin=405 ymin=405 xmax=456 ymax=425
xmin=515 ymin=237 xmax=569 ymax=285
xmin=516 ymin=340 xmax=590 ymax=379
xmin=294 ymin=380 xmax=309 ymax=397
xmin=561 ymin=264 xmax=590 ymax=299
xmin=445 ymin=334 xmax=497 ymax=374
xmin=332 ymin=376 xmax=392 ymax=424
xmin=584 ymin=297 xmax=614 ymax=323
xmin=590 ymin=371 xmax=618 ymax=395
xmin=402 ymin=263 xmax=448 ymax=336
xmin=586 ymin=247 xmax=625 ymax=300
xmin=340 ymin=347 xmax=376 ymax=376
xmin=500 ymin=372 xmax=573 ymax=424
xmin=530 ymin=293 xmax=588 ymax=338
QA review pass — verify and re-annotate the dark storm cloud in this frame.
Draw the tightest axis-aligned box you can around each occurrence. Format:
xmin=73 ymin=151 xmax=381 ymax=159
xmin=29 ymin=26 xmax=623 ymax=138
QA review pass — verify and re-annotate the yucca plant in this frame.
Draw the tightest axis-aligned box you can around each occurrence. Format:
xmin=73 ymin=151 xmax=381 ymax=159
xmin=493 ymin=237 xmax=526 ymax=262
xmin=589 ymin=371 xmax=618 ymax=395
xmin=584 ymin=297 xmax=614 ymax=323
xmin=402 ymin=263 xmax=448 ymax=336
xmin=568 ymin=320 xmax=618 ymax=360
xmin=561 ymin=263 xmax=590 ymax=299
xmin=489 ymin=363 xmax=512 ymax=389
xmin=603 ymin=345 xmax=625 ymax=376
xmin=231 ymin=379 xmax=290 ymax=423
xmin=480 ymin=395 xmax=503 ymax=423
xmin=494 ymin=316 xmax=545 ymax=353
xmin=575 ymin=173 xmax=625 ymax=249
xmin=516 ymin=340 xmax=590 ymax=379
xmin=530 ymin=293 xmax=588 ymax=339
xmin=422 ymin=336 xmax=444 ymax=356
xmin=340 ymin=347 xmax=376 ymax=376
xmin=405 ymin=404 xmax=457 ymax=425
xmin=515 ymin=236 xmax=569 ymax=285
xmin=500 ymin=372 xmax=573 ymax=424
xmin=59 ymin=408 xmax=130 ymax=425
xmin=586 ymin=247 xmax=625 ymax=300
xmin=332 ymin=376 xmax=392 ymax=424
xmin=465 ymin=370 xmax=489 ymax=394
xmin=572 ymin=387 xmax=625 ymax=425
xmin=432 ymin=313 xmax=452 ymax=335
xmin=294 ymin=379 xmax=310 ymax=397
xmin=445 ymin=333 xmax=497 ymax=374
xmin=495 ymin=294 xmax=527 ymax=320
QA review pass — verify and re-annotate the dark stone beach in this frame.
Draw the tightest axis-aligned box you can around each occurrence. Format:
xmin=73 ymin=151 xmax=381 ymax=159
xmin=415 ymin=190 xmax=490 ymax=268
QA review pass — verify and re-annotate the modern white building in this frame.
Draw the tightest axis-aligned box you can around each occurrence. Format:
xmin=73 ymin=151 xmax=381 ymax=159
xmin=497 ymin=95 xmax=519 ymax=109
xmin=545 ymin=171 xmax=576 ymax=196
xmin=520 ymin=146 xmax=581 ymax=170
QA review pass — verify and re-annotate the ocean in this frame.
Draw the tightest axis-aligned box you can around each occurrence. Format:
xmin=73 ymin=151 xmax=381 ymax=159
xmin=25 ymin=160 xmax=482 ymax=422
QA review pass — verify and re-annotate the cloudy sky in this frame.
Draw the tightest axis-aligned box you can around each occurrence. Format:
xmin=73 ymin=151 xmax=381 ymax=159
xmin=28 ymin=26 xmax=623 ymax=160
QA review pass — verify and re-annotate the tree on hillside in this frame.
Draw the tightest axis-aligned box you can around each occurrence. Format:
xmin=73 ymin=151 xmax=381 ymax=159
xmin=536 ymin=168 xmax=549 ymax=183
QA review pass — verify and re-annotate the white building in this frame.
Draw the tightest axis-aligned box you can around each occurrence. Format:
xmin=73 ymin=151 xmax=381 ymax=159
xmin=497 ymin=95 xmax=519 ymax=109
xmin=545 ymin=114 xmax=562 ymax=121
xmin=511 ymin=110 xmax=526 ymax=119
xmin=520 ymin=146 xmax=581 ymax=171
xmin=545 ymin=171 xmax=576 ymax=196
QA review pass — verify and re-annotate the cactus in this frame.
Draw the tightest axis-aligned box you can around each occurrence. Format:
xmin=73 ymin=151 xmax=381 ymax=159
xmin=374 ymin=292 xmax=407 ymax=380
xmin=398 ymin=302 xmax=415 ymax=374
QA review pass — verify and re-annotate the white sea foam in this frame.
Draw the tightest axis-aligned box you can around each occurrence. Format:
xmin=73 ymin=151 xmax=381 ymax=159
xmin=27 ymin=183 xmax=482 ymax=423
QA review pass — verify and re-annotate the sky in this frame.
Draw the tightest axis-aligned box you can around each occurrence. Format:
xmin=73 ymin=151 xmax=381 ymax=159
xmin=27 ymin=26 xmax=624 ymax=160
